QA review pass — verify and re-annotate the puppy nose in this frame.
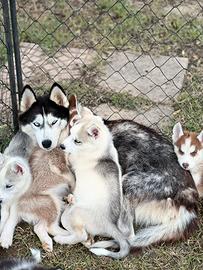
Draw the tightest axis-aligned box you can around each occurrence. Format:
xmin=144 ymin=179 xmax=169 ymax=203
xmin=42 ymin=140 xmax=52 ymax=149
xmin=182 ymin=163 xmax=189 ymax=169
xmin=0 ymin=199 xmax=2 ymax=204
xmin=60 ymin=144 xmax=66 ymax=150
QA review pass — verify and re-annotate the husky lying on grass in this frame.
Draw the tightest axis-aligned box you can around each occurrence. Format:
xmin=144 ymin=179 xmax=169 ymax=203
xmin=54 ymin=107 xmax=130 ymax=259
xmin=173 ymin=122 xmax=203 ymax=197
xmin=0 ymin=248 xmax=61 ymax=270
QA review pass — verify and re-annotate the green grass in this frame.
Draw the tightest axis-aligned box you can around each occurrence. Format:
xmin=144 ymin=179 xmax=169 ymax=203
xmin=0 ymin=210 xmax=203 ymax=270
xmin=16 ymin=0 xmax=203 ymax=56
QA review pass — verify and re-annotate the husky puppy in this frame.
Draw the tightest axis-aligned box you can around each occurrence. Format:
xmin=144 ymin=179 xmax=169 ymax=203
xmin=66 ymin=96 xmax=198 ymax=249
xmin=15 ymin=146 xmax=75 ymax=252
xmin=19 ymin=83 xmax=69 ymax=151
xmin=54 ymin=108 xmax=130 ymax=259
xmin=0 ymin=248 xmax=61 ymax=270
xmin=173 ymin=122 xmax=203 ymax=197
xmin=0 ymin=132 xmax=33 ymax=248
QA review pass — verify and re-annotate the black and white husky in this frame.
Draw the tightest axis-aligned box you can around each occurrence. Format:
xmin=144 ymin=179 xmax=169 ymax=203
xmin=19 ymin=83 xmax=69 ymax=151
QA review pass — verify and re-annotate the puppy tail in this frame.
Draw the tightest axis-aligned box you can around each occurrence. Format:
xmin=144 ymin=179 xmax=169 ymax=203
xmin=130 ymin=206 xmax=198 ymax=247
xmin=30 ymin=248 xmax=41 ymax=263
xmin=90 ymin=228 xmax=130 ymax=259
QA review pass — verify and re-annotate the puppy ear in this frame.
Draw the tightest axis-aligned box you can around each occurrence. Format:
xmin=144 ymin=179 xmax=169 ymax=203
xmin=49 ymin=83 xmax=69 ymax=108
xmin=69 ymin=95 xmax=81 ymax=127
xmin=10 ymin=161 xmax=25 ymax=176
xmin=197 ymin=131 xmax=203 ymax=143
xmin=81 ymin=107 xmax=93 ymax=118
xmin=172 ymin=122 xmax=184 ymax=143
xmin=87 ymin=125 xmax=100 ymax=139
xmin=20 ymin=85 xmax=37 ymax=112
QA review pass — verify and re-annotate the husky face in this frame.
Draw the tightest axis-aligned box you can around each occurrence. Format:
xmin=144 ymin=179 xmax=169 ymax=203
xmin=19 ymin=83 xmax=69 ymax=151
xmin=172 ymin=122 xmax=203 ymax=171
xmin=61 ymin=107 xmax=108 ymax=156
xmin=0 ymin=156 xmax=31 ymax=204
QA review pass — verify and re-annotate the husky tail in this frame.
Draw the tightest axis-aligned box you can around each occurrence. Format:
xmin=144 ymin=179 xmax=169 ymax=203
xmin=90 ymin=227 xmax=130 ymax=259
xmin=130 ymin=201 xmax=198 ymax=248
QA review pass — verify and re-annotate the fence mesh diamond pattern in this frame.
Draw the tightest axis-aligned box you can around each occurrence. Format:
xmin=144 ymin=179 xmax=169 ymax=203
xmin=0 ymin=0 xmax=203 ymax=148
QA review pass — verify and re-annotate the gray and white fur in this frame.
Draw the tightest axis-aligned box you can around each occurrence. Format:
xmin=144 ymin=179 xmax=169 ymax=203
xmin=54 ymin=108 xmax=130 ymax=259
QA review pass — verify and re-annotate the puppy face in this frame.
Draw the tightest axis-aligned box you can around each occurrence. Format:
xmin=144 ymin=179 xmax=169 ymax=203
xmin=0 ymin=157 xmax=30 ymax=203
xmin=60 ymin=108 xmax=106 ymax=156
xmin=172 ymin=123 xmax=203 ymax=171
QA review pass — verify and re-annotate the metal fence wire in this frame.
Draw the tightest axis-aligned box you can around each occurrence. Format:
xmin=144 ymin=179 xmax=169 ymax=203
xmin=0 ymin=0 xmax=203 ymax=146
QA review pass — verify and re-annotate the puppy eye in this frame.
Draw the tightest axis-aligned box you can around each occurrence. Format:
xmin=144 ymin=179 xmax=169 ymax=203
xmin=33 ymin=122 xmax=40 ymax=127
xmin=51 ymin=120 xmax=58 ymax=125
xmin=191 ymin=150 xmax=197 ymax=157
xmin=74 ymin=139 xmax=82 ymax=145
xmin=179 ymin=149 xmax=184 ymax=155
xmin=6 ymin=184 xmax=13 ymax=189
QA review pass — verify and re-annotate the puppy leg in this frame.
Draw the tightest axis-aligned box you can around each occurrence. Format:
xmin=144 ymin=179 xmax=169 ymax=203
xmin=48 ymin=221 xmax=70 ymax=236
xmin=0 ymin=204 xmax=9 ymax=234
xmin=54 ymin=227 xmax=88 ymax=245
xmin=0 ymin=204 xmax=18 ymax=248
xmin=34 ymin=222 xmax=53 ymax=252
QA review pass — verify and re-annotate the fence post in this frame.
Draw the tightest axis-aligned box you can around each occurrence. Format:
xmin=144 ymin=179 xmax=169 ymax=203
xmin=9 ymin=0 xmax=23 ymax=100
xmin=1 ymin=0 xmax=19 ymax=132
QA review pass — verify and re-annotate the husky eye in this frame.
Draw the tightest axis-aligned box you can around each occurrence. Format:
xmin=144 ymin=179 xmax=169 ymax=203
xmin=51 ymin=119 xmax=58 ymax=125
xmin=74 ymin=139 xmax=82 ymax=145
xmin=191 ymin=150 xmax=197 ymax=157
xmin=33 ymin=122 xmax=40 ymax=127
xmin=6 ymin=184 xmax=13 ymax=189
xmin=179 ymin=149 xmax=184 ymax=155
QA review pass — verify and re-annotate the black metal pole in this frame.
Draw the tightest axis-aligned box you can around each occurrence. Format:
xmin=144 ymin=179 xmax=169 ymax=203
xmin=1 ymin=0 xmax=19 ymax=132
xmin=9 ymin=0 xmax=23 ymax=100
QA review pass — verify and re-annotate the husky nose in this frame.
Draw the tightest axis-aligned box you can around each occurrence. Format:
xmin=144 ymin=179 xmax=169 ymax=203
xmin=0 ymin=199 xmax=2 ymax=204
xmin=42 ymin=140 xmax=52 ymax=149
xmin=182 ymin=163 xmax=189 ymax=169
xmin=60 ymin=144 xmax=66 ymax=150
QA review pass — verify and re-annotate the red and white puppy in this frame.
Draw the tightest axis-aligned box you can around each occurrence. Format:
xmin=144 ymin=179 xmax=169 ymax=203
xmin=172 ymin=122 xmax=203 ymax=197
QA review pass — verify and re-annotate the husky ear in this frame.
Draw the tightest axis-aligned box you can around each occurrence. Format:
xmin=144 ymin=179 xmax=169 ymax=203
xmin=69 ymin=95 xmax=81 ymax=127
xmin=172 ymin=122 xmax=184 ymax=143
xmin=20 ymin=85 xmax=37 ymax=112
xmin=81 ymin=107 xmax=93 ymax=118
xmin=49 ymin=83 xmax=69 ymax=108
xmin=10 ymin=161 xmax=25 ymax=176
xmin=87 ymin=125 xmax=100 ymax=139
xmin=197 ymin=131 xmax=203 ymax=143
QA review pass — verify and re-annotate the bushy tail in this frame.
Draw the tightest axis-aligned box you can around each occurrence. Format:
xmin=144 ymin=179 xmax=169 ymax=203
xmin=130 ymin=206 xmax=197 ymax=247
xmin=30 ymin=248 xmax=41 ymax=263
xmin=90 ymin=228 xmax=130 ymax=259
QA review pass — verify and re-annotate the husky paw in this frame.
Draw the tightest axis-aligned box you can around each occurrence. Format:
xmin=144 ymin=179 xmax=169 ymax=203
xmin=0 ymin=234 xmax=13 ymax=249
xmin=42 ymin=241 xmax=53 ymax=252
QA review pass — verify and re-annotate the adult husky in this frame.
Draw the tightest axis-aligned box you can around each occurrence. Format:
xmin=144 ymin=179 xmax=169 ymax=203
xmin=19 ymin=83 xmax=69 ymax=151
xmin=69 ymin=96 xmax=198 ymax=250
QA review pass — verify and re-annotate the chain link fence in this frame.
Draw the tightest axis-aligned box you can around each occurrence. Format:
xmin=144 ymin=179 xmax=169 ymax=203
xmin=0 ymin=0 xmax=203 ymax=147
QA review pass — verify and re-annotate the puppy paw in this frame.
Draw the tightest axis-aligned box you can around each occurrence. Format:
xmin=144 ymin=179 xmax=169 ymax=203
xmin=54 ymin=235 xmax=69 ymax=245
xmin=42 ymin=241 xmax=53 ymax=252
xmin=0 ymin=234 xmax=13 ymax=249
